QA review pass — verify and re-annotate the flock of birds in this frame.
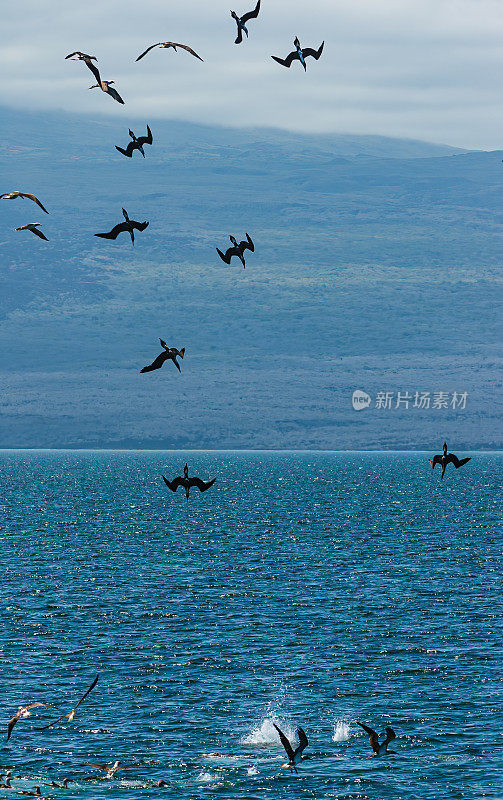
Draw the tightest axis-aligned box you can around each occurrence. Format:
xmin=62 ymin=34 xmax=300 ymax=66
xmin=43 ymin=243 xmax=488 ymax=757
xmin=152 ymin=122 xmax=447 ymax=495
xmin=3 ymin=2 xmax=476 ymax=793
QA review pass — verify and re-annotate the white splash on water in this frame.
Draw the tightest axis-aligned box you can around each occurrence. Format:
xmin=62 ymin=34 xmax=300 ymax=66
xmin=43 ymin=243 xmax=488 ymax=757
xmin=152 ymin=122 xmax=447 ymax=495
xmin=332 ymin=720 xmax=350 ymax=742
xmin=196 ymin=772 xmax=217 ymax=783
xmin=247 ymin=766 xmax=258 ymax=775
xmin=242 ymin=716 xmax=296 ymax=745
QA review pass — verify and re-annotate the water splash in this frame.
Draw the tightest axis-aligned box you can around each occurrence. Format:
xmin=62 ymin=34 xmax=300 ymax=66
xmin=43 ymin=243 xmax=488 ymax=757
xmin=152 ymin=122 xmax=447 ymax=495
xmin=247 ymin=766 xmax=259 ymax=776
xmin=196 ymin=772 xmax=217 ymax=783
xmin=242 ymin=716 xmax=296 ymax=745
xmin=332 ymin=720 xmax=350 ymax=742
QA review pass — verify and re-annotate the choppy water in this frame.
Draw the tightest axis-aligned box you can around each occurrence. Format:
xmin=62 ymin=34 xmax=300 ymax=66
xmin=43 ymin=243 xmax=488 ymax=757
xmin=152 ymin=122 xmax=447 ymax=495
xmin=1 ymin=450 xmax=502 ymax=799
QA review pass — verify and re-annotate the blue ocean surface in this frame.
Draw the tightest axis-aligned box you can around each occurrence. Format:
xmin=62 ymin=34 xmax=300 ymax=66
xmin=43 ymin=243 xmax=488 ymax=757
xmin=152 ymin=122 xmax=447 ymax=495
xmin=1 ymin=450 xmax=501 ymax=800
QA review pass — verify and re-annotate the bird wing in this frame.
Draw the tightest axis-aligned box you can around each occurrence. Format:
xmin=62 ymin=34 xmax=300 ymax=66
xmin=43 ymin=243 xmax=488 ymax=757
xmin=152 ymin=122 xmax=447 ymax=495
xmin=446 ymin=454 xmax=471 ymax=468
xmin=115 ymin=142 xmax=136 ymax=157
xmin=273 ymin=724 xmax=295 ymax=762
xmin=82 ymin=763 xmax=109 ymax=771
xmin=140 ymin=351 xmax=169 ymax=373
xmin=216 ymin=247 xmax=232 ymax=264
xmin=95 ymin=221 xmax=129 ymax=240
xmin=241 ymin=233 xmax=254 ymax=252
xmin=131 ymin=221 xmax=149 ymax=232
xmin=137 ymin=125 xmax=153 ymax=146
xmin=187 ymin=477 xmax=216 ymax=492
xmin=65 ymin=52 xmax=82 ymax=58
xmin=429 ymin=454 xmax=442 ymax=468
xmin=35 ymin=674 xmax=98 ymax=730
xmin=32 ymin=227 xmax=49 ymax=241
xmin=136 ymin=43 xmax=164 ymax=61
xmin=241 ymin=0 xmax=261 ymax=23
xmin=162 ymin=475 xmax=184 ymax=492
xmin=302 ymin=41 xmax=325 ymax=60
xmin=22 ymin=193 xmax=49 ymax=214
xmin=164 ymin=42 xmax=204 ymax=61
xmin=384 ymin=727 xmax=396 ymax=745
xmin=7 ymin=711 xmax=22 ymax=741
xmin=84 ymin=59 xmax=102 ymax=84
xmin=294 ymin=727 xmax=309 ymax=757
xmin=271 ymin=51 xmax=298 ymax=68
xmin=357 ymin=722 xmax=380 ymax=754
xmin=107 ymin=86 xmax=124 ymax=104
xmin=234 ymin=27 xmax=244 ymax=45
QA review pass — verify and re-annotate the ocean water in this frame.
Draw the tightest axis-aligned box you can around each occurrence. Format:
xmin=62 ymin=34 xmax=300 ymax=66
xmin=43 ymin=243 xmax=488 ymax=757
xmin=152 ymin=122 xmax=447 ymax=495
xmin=1 ymin=450 xmax=501 ymax=800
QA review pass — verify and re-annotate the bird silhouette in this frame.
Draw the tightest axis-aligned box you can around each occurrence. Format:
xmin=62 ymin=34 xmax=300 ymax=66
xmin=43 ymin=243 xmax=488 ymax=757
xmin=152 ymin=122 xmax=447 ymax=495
xmin=216 ymin=233 xmax=254 ymax=268
xmin=115 ymin=125 xmax=153 ymax=158
xmin=140 ymin=340 xmax=185 ymax=373
xmin=95 ymin=208 xmax=148 ymax=245
xmin=272 ymin=37 xmax=324 ymax=71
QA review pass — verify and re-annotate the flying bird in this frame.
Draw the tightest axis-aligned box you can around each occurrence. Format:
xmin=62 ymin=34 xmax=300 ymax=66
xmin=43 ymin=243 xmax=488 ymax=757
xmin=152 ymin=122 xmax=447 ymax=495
xmin=357 ymin=722 xmax=397 ymax=757
xmin=82 ymin=761 xmax=153 ymax=780
xmin=231 ymin=0 xmax=261 ymax=44
xmin=15 ymin=223 xmax=48 ymax=241
xmin=65 ymin=51 xmax=101 ymax=83
xmin=115 ymin=125 xmax=153 ymax=158
xmin=216 ymin=233 xmax=254 ymax=268
xmin=136 ymin=42 xmax=203 ymax=62
xmin=7 ymin=703 xmax=51 ymax=741
xmin=429 ymin=441 xmax=471 ymax=480
xmin=162 ymin=463 xmax=216 ymax=501
xmin=272 ymin=37 xmax=324 ymax=71
xmin=35 ymin=674 xmax=99 ymax=730
xmin=95 ymin=208 xmax=148 ymax=245
xmin=273 ymin=724 xmax=310 ymax=773
xmin=1 ymin=191 xmax=49 ymax=214
xmin=140 ymin=340 xmax=185 ymax=373
xmin=89 ymin=79 xmax=125 ymax=104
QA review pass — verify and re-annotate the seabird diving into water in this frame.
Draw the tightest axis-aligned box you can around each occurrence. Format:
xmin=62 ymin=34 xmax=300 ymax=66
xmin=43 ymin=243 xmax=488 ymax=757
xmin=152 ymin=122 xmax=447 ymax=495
xmin=95 ymin=208 xmax=148 ymax=245
xmin=216 ymin=233 xmax=254 ymax=268
xmin=357 ymin=722 xmax=397 ymax=757
xmin=231 ymin=0 xmax=261 ymax=43
xmin=115 ymin=125 xmax=153 ymax=158
xmin=15 ymin=223 xmax=48 ymax=241
xmin=7 ymin=702 xmax=51 ymax=741
xmin=273 ymin=724 xmax=309 ymax=773
xmin=89 ymin=79 xmax=125 ymax=104
xmin=140 ymin=339 xmax=185 ymax=373
xmin=272 ymin=37 xmax=324 ymax=71
xmin=429 ymin=441 xmax=471 ymax=480
xmin=65 ymin=51 xmax=101 ymax=84
xmin=162 ymin=463 xmax=216 ymax=501
xmin=35 ymin=673 xmax=99 ymax=730
xmin=136 ymin=42 xmax=203 ymax=62
xmin=1 ymin=191 xmax=49 ymax=214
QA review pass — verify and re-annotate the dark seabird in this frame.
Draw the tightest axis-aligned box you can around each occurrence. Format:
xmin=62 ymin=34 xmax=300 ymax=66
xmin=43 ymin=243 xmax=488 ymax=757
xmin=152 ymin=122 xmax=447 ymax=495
xmin=49 ymin=779 xmax=70 ymax=788
xmin=216 ymin=233 xmax=254 ymax=268
xmin=82 ymin=761 xmax=153 ymax=779
xmin=136 ymin=42 xmax=204 ymax=62
xmin=65 ymin=51 xmax=101 ymax=83
xmin=89 ymin=79 xmax=125 ymax=104
xmin=272 ymin=37 xmax=324 ymax=71
xmin=1 ymin=191 xmax=49 ymax=214
xmin=429 ymin=441 xmax=471 ymax=480
xmin=162 ymin=463 xmax=216 ymax=501
xmin=18 ymin=787 xmax=41 ymax=797
xmin=15 ymin=223 xmax=48 ymax=241
xmin=7 ymin=703 xmax=51 ymax=741
xmin=273 ymin=724 xmax=309 ymax=773
xmin=115 ymin=125 xmax=153 ymax=158
xmin=35 ymin=674 xmax=99 ymax=730
xmin=231 ymin=0 xmax=261 ymax=43
xmin=95 ymin=208 xmax=148 ymax=245
xmin=357 ymin=722 xmax=396 ymax=757
xmin=0 ymin=779 xmax=12 ymax=789
xmin=140 ymin=339 xmax=185 ymax=373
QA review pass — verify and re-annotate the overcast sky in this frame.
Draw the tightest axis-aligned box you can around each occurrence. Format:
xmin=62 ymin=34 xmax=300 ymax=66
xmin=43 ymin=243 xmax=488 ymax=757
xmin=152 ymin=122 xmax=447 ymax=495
xmin=1 ymin=0 xmax=502 ymax=148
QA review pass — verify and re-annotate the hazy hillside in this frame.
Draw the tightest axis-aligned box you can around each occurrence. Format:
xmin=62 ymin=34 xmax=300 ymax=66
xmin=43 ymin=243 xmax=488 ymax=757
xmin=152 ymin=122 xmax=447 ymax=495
xmin=0 ymin=108 xmax=501 ymax=449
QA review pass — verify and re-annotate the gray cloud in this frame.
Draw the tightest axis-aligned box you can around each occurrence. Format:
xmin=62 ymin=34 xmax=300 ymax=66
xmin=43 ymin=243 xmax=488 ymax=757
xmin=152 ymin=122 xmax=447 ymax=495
xmin=1 ymin=0 xmax=502 ymax=148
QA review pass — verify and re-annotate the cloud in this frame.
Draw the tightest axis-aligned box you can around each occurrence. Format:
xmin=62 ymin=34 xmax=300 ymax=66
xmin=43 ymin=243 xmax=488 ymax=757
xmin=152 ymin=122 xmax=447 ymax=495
xmin=1 ymin=0 xmax=502 ymax=148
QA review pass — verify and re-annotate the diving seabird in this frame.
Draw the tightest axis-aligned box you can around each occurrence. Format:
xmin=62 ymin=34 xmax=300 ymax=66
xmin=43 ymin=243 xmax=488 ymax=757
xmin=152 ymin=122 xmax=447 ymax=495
xmin=7 ymin=703 xmax=51 ymax=741
xmin=115 ymin=125 xmax=153 ymax=158
xmin=357 ymin=722 xmax=397 ymax=757
xmin=140 ymin=340 xmax=185 ymax=373
xmin=216 ymin=233 xmax=254 ymax=268
xmin=273 ymin=724 xmax=310 ymax=773
xmin=94 ymin=208 xmax=149 ymax=245
xmin=162 ymin=463 xmax=216 ymax=501
xmin=272 ymin=37 xmax=324 ymax=71
xmin=1 ymin=191 xmax=49 ymax=214
xmin=14 ymin=223 xmax=48 ymax=241
xmin=136 ymin=42 xmax=204 ymax=62
xmin=429 ymin=441 xmax=471 ymax=480
xmin=89 ymin=79 xmax=125 ymax=104
xmin=231 ymin=0 xmax=261 ymax=44
xmin=35 ymin=673 xmax=99 ymax=730
xmin=65 ymin=51 xmax=101 ymax=84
